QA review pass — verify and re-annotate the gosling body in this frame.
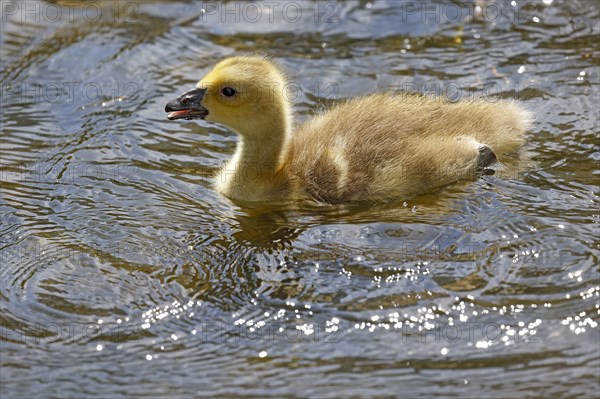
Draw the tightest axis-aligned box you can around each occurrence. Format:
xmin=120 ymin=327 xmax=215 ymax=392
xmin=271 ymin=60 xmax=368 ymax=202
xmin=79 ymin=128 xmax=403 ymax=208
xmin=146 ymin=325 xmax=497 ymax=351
xmin=165 ymin=56 xmax=533 ymax=203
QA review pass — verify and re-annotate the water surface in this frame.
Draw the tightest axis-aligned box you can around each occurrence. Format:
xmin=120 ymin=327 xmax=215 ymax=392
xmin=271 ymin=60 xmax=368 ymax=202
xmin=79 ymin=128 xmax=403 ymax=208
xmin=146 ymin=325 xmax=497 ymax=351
xmin=1 ymin=0 xmax=599 ymax=397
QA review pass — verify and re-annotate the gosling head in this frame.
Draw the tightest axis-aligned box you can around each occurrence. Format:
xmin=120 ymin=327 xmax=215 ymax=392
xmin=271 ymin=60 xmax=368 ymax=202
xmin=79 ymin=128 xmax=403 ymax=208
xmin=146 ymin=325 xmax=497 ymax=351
xmin=165 ymin=56 xmax=291 ymax=139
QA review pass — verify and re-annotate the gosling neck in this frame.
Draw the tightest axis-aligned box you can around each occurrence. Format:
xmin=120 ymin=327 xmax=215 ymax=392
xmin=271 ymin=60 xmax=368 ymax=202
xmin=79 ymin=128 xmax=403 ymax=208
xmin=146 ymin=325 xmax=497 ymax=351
xmin=217 ymin=113 xmax=292 ymax=201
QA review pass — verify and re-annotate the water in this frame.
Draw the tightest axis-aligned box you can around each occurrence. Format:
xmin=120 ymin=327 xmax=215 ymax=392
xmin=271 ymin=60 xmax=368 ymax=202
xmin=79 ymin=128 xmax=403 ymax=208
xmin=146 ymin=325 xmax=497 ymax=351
xmin=1 ymin=0 xmax=599 ymax=397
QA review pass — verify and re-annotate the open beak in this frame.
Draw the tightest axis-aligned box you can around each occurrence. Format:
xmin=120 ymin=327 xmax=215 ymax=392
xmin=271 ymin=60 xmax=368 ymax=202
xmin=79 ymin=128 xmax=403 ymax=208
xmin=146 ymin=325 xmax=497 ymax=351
xmin=165 ymin=88 xmax=208 ymax=120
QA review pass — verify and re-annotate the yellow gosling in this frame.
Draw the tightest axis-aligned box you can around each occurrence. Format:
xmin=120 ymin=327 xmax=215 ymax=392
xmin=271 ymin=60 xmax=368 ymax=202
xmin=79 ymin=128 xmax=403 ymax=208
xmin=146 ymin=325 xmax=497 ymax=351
xmin=165 ymin=56 xmax=533 ymax=203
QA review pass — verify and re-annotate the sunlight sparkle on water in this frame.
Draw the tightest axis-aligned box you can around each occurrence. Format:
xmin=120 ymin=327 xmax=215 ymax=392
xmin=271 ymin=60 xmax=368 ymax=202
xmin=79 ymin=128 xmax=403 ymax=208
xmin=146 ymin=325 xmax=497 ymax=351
xmin=475 ymin=341 xmax=490 ymax=349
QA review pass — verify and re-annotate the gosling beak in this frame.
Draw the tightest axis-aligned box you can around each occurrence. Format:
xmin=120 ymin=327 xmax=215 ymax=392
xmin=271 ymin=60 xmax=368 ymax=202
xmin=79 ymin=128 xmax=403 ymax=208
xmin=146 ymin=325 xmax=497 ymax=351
xmin=165 ymin=88 xmax=208 ymax=120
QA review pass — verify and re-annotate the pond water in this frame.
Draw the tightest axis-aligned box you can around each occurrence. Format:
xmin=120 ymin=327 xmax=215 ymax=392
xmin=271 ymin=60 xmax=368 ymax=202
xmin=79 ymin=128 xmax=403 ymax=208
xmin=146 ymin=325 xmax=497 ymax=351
xmin=1 ymin=0 xmax=599 ymax=397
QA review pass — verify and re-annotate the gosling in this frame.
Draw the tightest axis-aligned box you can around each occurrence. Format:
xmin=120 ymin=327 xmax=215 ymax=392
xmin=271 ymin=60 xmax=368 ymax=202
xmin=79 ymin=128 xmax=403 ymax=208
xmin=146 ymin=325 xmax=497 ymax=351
xmin=165 ymin=56 xmax=532 ymax=203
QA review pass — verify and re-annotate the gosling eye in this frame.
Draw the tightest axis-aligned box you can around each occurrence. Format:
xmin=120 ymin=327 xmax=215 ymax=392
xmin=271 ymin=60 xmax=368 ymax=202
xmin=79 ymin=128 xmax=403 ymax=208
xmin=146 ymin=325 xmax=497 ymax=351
xmin=221 ymin=87 xmax=236 ymax=97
